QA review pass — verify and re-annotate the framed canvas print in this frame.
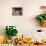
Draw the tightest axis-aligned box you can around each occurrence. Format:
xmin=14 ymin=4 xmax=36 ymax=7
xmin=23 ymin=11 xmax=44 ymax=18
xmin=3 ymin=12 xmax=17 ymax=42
xmin=12 ymin=7 xmax=23 ymax=16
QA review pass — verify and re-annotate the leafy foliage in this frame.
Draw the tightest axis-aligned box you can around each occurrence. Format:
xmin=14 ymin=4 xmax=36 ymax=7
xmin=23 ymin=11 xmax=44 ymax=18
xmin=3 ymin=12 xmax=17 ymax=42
xmin=36 ymin=14 xmax=46 ymax=21
xmin=5 ymin=26 xmax=18 ymax=38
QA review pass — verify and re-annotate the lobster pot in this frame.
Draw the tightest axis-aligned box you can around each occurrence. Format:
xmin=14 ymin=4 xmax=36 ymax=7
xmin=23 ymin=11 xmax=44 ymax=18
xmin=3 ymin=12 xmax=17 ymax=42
xmin=41 ymin=20 xmax=46 ymax=27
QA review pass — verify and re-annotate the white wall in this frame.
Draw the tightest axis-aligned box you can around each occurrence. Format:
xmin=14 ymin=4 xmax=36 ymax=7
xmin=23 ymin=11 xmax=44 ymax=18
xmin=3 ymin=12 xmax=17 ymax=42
xmin=0 ymin=0 xmax=46 ymax=38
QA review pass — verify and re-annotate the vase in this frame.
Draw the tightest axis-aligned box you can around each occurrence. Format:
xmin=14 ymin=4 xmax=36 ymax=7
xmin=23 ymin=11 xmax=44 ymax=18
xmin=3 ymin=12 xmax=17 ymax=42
xmin=11 ymin=36 xmax=17 ymax=44
xmin=7 ymin=39 xmax=12 ymax=44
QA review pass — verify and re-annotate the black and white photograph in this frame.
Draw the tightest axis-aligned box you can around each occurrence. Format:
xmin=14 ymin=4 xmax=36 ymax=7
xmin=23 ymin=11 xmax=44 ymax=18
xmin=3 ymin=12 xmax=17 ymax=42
xmin=12 ymin=7 xmax=23 ymax=16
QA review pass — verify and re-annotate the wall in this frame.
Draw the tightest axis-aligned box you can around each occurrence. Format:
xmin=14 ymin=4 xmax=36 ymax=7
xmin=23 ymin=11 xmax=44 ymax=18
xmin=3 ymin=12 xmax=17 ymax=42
xmin=0 ymin=0 xmax=46 ymax=39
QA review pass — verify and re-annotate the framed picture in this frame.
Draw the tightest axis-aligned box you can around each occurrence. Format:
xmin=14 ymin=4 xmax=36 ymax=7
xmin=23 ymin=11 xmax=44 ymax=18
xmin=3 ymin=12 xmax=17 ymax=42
xmin=12 ymin=7 xmax=23 ymax=16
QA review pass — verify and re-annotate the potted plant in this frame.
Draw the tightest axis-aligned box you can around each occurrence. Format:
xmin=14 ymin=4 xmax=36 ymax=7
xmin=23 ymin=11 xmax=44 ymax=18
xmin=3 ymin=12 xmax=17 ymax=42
xmin=36 ymin=6 xmax=46 ymax=27
xmin=36 ymin=14 xmax=46 ymax=27
xmin=5 ymin=26 xmax=18 ymax=43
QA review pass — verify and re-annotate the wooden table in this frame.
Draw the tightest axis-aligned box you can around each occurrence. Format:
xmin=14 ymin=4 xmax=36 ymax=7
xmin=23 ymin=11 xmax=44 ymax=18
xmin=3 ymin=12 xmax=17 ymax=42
xmin=14 ymin=43 xmax=46 ymax=46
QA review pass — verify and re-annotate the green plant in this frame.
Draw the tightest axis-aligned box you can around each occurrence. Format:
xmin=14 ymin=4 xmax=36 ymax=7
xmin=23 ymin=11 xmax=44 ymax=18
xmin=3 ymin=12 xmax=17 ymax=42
xmin=36 ymin=14 xmax=46 ymax=21
xmin=5 ymin=26 xmax=18 ymax=39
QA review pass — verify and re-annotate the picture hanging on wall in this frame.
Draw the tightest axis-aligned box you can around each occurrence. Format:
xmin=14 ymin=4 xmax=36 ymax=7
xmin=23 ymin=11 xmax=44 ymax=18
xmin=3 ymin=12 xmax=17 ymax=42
xmin=12 ymin=7 xmax=23 ymax=16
